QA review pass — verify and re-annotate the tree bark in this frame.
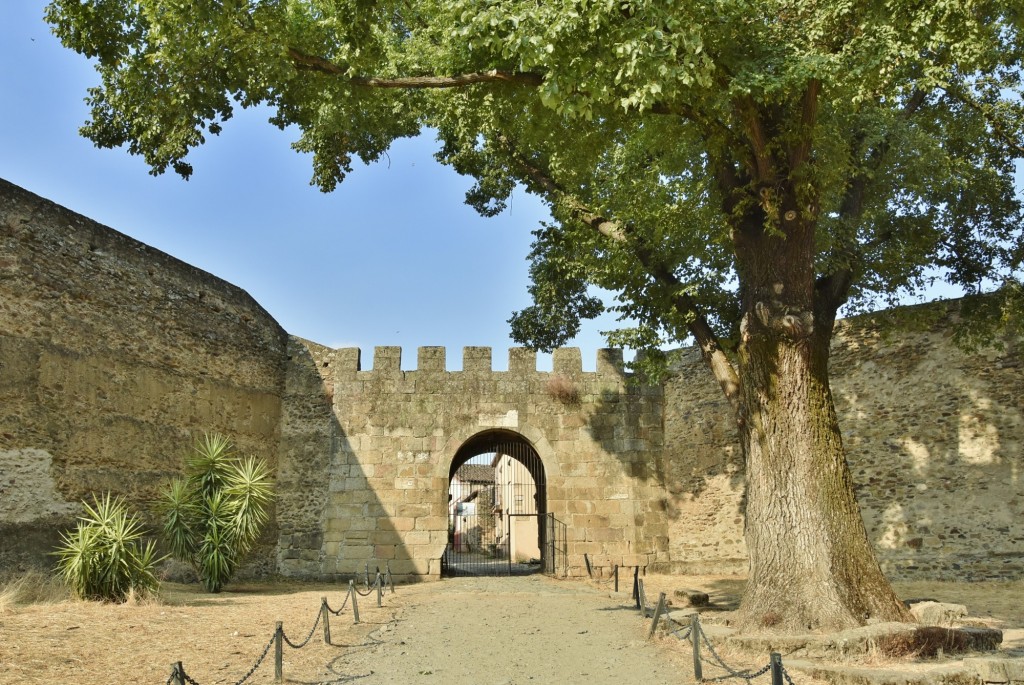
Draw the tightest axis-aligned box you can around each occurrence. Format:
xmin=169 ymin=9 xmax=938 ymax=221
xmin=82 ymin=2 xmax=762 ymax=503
xmin=730 ymin=196 xmax=911 ymax=632
xmin=736 ymin=325 xmax=911 ymax=631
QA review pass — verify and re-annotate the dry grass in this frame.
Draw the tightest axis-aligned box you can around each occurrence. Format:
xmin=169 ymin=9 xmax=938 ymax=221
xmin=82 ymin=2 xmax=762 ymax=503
xmin=635 ymin=573 xmax=1024 ymax=628
xmin=0 ymin=570 xmax=71 ymax=612
xmin=545 ymin=375 xmax=581 ymax=405
xmin=0 ymin=579 xmax=392 ymax=684
xmin=629 ymin=573 xmax=1024 ymax=670
xmin=3 ymin=572 xmax=1022 ymax=684
xmin=894 ymin=578 xmax=1024 ymax=627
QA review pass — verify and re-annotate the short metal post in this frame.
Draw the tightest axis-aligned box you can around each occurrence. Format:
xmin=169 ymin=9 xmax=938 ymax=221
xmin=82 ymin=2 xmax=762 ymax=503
xmin=584 ymin=553 xmax=593 ymax=578
xmin=170 ymin=662 xmax=185 ymax=685
xmin=691 ymin=613 xmax=703 ymax=682
xmin=632 ymin=567 xmax=640 ymax=607
xmin=638 ymin=578 xmax=648 ymax=616
xmin=770 ymin=652 xmax=783 ymax=685
xmin=648 ymin=592 xmax=667 ymax=640
xmin=387 ymin=561 xmax=395 ymax=593
xmin=364 ymin=562 xmax=370 ymax=589
xmin=274 ymin=621 xmax=283 ymax=683
xmin=614 ymin=564 xmax=619 ymax=593
xmin=376 ymin=572 xmax=383 ymax=607
xmin=321 ymin=596 xmax=331 ymax=645
xmin=349 ymin=580 xmax=360 ymax=624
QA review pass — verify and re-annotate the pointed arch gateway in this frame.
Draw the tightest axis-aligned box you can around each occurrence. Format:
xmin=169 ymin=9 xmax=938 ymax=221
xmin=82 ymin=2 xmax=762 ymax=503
xmin=443 ymin=429 xmax=565 ymax=576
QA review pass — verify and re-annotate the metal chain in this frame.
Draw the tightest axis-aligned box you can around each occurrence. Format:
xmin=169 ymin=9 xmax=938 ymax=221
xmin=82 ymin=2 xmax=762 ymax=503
xmin=702 ymin=663 xmax=772 ymax=684
xmin=782 ymin=666 xmax=797 ymax=685
xmin=670 ymin=624 xmax=693 ymax=642
xmin=233 ymin=631 xmax=277 ymax=685
xmin=282 ymin=608 xmax=322 ymax=649
xmin=166 ymin=672 xmax=175 ymax=685
xmin=183 ymin=673 xmax=201 ymax=685
xmin=326 ymin=591 xmax=351 ymax=616
xmin=353 ymin=575 xmax=381 ymax=597
xmin=699 ymin=630 xmax=773 ymax=682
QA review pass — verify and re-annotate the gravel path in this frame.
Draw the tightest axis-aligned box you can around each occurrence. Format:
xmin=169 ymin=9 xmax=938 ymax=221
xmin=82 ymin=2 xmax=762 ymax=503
xmin=326 ymin=575 xmax=687 ymax=684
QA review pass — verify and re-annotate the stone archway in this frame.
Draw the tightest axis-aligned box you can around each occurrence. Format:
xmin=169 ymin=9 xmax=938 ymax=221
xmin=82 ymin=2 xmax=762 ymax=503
xmin=443 ymin=430 xmax=549 ymax=576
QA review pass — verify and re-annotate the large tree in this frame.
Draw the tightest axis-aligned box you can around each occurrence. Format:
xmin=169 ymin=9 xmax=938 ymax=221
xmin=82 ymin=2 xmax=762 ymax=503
xmin=46 ymin=0 xmax=1023 ymax=631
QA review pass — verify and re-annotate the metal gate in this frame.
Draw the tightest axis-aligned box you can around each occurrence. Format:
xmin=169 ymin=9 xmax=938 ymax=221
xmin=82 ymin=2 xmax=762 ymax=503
xmin=442 ymin=434 xmax=565 ymax=577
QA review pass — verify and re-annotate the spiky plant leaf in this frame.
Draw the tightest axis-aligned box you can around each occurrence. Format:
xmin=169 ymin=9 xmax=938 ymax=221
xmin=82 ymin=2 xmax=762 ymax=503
xmin=159 ymin=434 xmax=274 ymax=592
xmin=186 ymin=432 xmax=235 ymax=498
xmin=53 ymin=494 xmax=163 ymax=602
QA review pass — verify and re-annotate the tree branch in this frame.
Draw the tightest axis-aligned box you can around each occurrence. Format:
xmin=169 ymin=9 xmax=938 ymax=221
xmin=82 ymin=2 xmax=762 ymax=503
xmin=501 ymin=137 xmax=742 ymax=415
xmin=817 ymin=88 xmax=928 ymax=313
xmin=288 ymin=48 xmax=544 ymax=88
xmin=940 ymin=83 xmax=1024 ymax=157
xmin=788 ymin=79 xmax=821 ymax=170
xmin=738 ymin=96 xmax=774 ymax=183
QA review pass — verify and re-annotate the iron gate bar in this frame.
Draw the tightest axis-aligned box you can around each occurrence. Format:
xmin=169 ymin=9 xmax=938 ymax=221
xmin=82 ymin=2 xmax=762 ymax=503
xmin=444 ymin=434 xmax=557 ymax=577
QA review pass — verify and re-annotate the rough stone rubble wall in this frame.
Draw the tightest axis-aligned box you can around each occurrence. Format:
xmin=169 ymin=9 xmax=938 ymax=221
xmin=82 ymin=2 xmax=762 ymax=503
xmin=2 ymin=177 xmax=1022 ymax=583
xmin=661 ymin=303 xmax=1024 ymax=581
xmin=0 ymin=179 xmax=288 ymax=573
xmin=275 ymin=344 xmax=668 ymax=581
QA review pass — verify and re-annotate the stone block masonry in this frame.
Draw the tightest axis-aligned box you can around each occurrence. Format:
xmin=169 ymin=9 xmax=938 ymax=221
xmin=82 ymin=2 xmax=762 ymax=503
xmin=2 ymin=177 xmax=1022 ymax=584
xmin=276 ymin=344 xmax=668 ymax=580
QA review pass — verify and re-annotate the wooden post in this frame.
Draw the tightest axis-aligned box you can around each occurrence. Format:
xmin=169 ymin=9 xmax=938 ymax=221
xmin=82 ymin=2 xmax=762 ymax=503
xmin=169 ymin=662 xmax=185 ymax=685
xmin=770 ymin=652 xmax=783 ymax=685
xmin=376 ymin=572 xmax=383 ymax=607
xmin=638 ymin=579 xmax=649 ymax=616
xmin=691 ymin=613 xmax=703 ymax=682
xmin=648 ymin=592 xmax=667 ymax=640
xmin=274 ymin=621 xmax=283 ymax=683
xmin=614 ymin=564 xmax=619 ymax=593
xmin=632 ymin=567 xmax=640 ymax=607
xmin=349 ymin=580 xmax=360 ymax=624
xmin=321 ymin=596 xmax=331 ymax=646
xmin=584 ymin=553 xmax=593 ymax=578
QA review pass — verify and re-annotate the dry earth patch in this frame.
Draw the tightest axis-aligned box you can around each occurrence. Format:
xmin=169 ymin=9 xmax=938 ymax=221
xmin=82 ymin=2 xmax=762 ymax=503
xmin=1 ymin=572 xmax=1021 ymax=684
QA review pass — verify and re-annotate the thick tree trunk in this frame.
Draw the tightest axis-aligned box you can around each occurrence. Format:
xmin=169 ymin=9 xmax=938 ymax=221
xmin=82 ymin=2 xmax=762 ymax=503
xmin=735 ymin=328 xmax=911 ymax=632
xmin=729 ymin=196 xmax=911 ymax=632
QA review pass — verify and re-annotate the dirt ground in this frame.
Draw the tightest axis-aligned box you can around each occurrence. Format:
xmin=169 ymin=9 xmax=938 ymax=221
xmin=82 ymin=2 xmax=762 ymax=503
xmin=1 ymin=573 xmax=1021 ymax=684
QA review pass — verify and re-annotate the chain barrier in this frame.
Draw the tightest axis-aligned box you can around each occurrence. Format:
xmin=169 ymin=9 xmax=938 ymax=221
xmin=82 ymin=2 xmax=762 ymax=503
xmin=670 ymin=624 xmax=693 ymax=641
xmin=325 ymin=591 xmax=351 ymax=616
xmin=701 ymin=662 xmax=773 ymax=683
xmin=282 ymin=607 xmax=323 ymax=649
xmin=232 ymin=632 xmax=277 ymax=685
xmin=699 ymin=625 xmax=774 ymax=681
xmin=647 ymin=595 xmax=795 ymax=685
xmin=165 ymin=567 xmax=395 ymax=684
xmin=353 ymin=574 xmax=381 ymax=597
xmin=167 ymin=629 xmax=275 ymax=685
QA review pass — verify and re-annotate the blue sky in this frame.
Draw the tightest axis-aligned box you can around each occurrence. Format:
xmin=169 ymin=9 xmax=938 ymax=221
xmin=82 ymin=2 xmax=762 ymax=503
xmin=2 ymin=4 xmax=982 ymax=373
xmin=1 ymin=2 xmax=634 ymax=371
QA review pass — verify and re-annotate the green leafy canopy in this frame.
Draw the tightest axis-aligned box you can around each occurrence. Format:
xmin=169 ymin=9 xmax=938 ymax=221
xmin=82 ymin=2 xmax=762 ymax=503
xmin=45 ymin=0 xmax=1024 ymax=357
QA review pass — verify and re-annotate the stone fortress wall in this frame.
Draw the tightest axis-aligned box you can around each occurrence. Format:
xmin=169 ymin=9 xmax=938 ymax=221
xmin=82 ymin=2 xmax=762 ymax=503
xmin=276 ymin=342 xmax=665 ymax=579
xmin=662 ymin=307 xmax=1024 ymax=581
xmin=2 ymin=178 xmax=1021 ymax=582
xmin=0 ymin=178 xmax=289 ymax=573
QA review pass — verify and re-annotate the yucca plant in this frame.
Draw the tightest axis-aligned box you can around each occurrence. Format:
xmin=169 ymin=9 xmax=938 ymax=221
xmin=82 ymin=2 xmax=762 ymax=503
xmin=53 ymin=494 xmax=162 ymax=602
xmin=160 ymin=433 xmax=274 ymax=592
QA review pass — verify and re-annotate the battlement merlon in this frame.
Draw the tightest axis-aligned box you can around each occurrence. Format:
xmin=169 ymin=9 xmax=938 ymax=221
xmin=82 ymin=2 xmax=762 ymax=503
xmin=330 ymin=346 xmax=631 ymax=377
